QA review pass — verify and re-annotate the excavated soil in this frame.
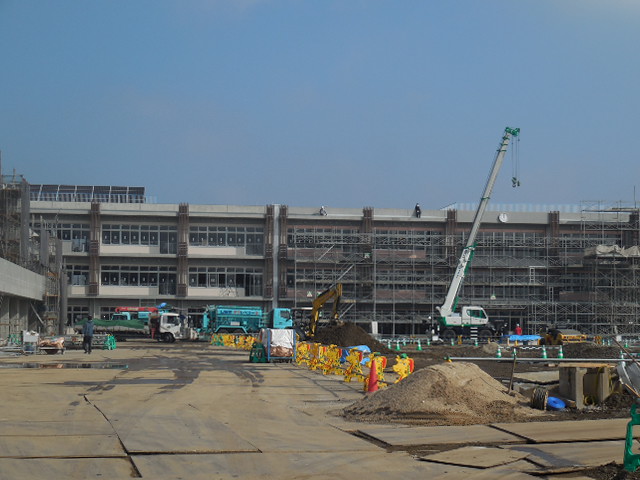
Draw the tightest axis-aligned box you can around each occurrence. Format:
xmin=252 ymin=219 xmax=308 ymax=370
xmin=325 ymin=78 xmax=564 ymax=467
xmin=582 ymin=463 xmax=640 ymax=479
xmin=342 ymin=361 xmax=544 ymax=425
xmin=312 ymin=326 xmax=640 ymax=477
xmin=313 ymin=323 xmax=392 ymax=354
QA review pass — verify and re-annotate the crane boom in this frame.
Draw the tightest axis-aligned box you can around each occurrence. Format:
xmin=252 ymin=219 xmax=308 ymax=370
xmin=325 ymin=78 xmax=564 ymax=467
xmin=438 ymin=127 xmax=520 ymax=318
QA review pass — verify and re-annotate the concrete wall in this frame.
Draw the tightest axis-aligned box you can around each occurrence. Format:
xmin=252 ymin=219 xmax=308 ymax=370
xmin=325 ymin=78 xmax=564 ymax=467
xmin=0 ymin=258 xmax=45 ymax=300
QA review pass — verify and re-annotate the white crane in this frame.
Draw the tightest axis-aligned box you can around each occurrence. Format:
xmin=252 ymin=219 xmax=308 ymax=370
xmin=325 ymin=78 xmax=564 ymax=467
xmin=436 ymin=127 xmax=520 ymax=342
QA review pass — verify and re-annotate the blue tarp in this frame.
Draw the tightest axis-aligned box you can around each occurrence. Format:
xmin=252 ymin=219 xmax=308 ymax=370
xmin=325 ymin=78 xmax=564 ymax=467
xmin=502 ymin=335 xmax=541 ymax=343
xmin=339 ymin=345 xmax=371 ymax=364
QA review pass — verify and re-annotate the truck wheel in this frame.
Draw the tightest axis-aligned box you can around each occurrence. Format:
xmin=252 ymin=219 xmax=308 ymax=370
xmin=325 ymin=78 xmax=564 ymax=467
xmin=479 ymin=330 xmax=492 ymax=343
xmin=218 ymin=329 xmax=229 ymax=334
xmin=161 ymin=333 xmax=173 ymax=343
xmin=441 ymin=329 xmax=456 ymax=343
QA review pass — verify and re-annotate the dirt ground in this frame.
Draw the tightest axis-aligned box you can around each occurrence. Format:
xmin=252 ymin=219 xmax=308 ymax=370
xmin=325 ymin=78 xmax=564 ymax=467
xmin=314 ymin=324 xmax=640 ymax=479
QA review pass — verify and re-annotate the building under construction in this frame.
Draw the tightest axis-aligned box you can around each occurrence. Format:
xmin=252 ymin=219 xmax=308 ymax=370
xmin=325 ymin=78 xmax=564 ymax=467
xmin=26 ymin=184 xmax=640 ymax=339
xmin=0 ymin=173 xmax=64 ymax=339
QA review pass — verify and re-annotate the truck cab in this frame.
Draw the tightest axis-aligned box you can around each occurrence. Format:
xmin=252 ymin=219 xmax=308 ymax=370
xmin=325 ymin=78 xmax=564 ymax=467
xmin=150 ymin=312 xmax=183 ymax=342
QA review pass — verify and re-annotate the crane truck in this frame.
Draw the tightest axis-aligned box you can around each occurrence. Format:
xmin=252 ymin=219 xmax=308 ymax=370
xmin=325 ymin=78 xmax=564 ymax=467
xmin=436 ymin=127 xmax=520 ymax=343
xmin=74 ymin=305 xmax=184 ymax=342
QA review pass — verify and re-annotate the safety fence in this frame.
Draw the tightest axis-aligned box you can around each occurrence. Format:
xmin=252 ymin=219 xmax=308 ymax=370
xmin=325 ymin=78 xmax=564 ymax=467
xmin=209 ymin=334 xmax=416 ymax=391
xmin=210 ymin=333 xmax=258 ymax=350
xmin=294 ymin=342 xmax=415 ymax=391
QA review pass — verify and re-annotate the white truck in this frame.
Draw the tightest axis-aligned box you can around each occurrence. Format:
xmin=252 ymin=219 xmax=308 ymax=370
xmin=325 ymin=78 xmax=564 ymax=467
xmin=436 ymin=127 xmax=519 ymax=343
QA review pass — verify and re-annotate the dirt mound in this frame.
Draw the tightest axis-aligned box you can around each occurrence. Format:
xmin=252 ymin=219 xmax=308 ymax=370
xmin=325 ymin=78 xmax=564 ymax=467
xmin=342 ymin=362 xmax=542 ymax=425
xmin=561 ymin=343 xmax=620 ymax=359
xmin=313 ymin=323 xmax=392 ymax=353
xmin=581 ymin=462 xmax=640 ymax=479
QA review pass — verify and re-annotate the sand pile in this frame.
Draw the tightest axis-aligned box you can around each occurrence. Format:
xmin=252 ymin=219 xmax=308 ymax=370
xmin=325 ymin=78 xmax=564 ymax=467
xmin=343 ymin=362 xmax=542 ymax=425
xmin=313 ymin=323 xmax=392 ymax=353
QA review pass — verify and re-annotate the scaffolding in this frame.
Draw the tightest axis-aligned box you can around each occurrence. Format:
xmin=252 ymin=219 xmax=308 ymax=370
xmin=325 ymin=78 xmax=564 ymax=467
xmin=284 ymin=204 xmax=640 ymax=337
xmin=1 ymin=172 xmax=64 ymax=336
xmin=0 ymin=173 xmax=29 ymax=267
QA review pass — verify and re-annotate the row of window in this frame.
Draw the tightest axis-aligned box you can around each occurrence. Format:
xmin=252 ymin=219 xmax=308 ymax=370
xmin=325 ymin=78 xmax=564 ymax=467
xmin=67 ymin=264 xmax=264 ymax=296
xmin=36 ymin=221 xmax=623 ymax=252
xmin=102 ymin=225 xmax=177 ymax=246
xmin=101 ymin=266 xmax=177 ymax=286
xmin=189 ymin=226 xmax=263 ymax=244
xmin=33 ymin=223 xmax=89 ymax=241
xmin=188 ymin=267 xmax=263 ymax=296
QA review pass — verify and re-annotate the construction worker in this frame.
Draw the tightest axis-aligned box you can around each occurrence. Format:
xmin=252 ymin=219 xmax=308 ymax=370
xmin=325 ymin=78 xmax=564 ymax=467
xmin=83 ymin=316 xmax=95 ymax=354
xmin=515 ymin=323 xmax=523 ymax=335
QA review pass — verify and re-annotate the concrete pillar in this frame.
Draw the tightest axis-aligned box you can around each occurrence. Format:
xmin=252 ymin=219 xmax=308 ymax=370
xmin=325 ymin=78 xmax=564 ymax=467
xmin=559 ymin=366 xmax=586 ymax=409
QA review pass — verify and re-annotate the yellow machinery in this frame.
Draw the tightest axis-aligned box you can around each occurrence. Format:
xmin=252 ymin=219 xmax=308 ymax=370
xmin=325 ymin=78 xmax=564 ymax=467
xmin=307 ymin=284 xmax=343 ymax=338
xmin=541 ymin=328 xmax=587 ymax=345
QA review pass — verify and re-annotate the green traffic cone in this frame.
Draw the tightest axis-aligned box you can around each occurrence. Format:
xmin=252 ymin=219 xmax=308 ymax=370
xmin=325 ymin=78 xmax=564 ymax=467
xmin=558 ymin=345 xmax=564 ymax=359
xmin=496 ymin=346 xmax=502 ymax=358
xmin=396 ymin=340 xmax=401 ymax=351
xmin=416 ymin=340 xmax=422 ymax=351
xmin=541 ymin=345 xmax=547 ymax=359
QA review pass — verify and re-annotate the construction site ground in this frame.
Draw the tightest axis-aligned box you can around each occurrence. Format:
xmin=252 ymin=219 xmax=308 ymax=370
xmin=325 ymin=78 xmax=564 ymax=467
xmin=0 ymin=339 xmax=639 ymax=479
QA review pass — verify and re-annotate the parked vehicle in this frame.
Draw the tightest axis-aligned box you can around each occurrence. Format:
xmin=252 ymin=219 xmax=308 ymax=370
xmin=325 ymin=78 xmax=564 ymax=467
xmin=200 ymin=305 xmax=293 ymax=335
xmin=74 ymin=305 xmax=183 ymax=342
xmin=540 ymin=328 xmax=587 ymax=345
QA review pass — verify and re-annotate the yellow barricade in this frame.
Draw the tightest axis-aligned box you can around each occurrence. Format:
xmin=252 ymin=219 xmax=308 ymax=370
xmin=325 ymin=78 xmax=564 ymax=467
xmin=295 ymin=342 xmax=311 ymax=366
xmin=343 ymin=348 xmax=365 ymax=383
xmin=320 ymin=344 xmax=342 ymax=375
xmin=392 ymin=354 xmax=415 ymax=382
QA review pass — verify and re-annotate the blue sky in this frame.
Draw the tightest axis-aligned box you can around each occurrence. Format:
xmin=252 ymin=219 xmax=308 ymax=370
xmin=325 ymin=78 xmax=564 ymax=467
xmin=1 ymin=0 xmax=639 ymax=209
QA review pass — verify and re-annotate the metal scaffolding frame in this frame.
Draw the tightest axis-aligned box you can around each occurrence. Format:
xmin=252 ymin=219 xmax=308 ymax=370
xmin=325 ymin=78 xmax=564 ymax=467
xmin=284 ymin=205 xmax=640 ymax=337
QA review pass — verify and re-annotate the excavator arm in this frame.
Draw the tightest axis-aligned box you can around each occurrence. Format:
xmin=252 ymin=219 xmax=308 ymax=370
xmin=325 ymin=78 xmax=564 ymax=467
xmin=308 ymin=283 xmax=343 ymax=338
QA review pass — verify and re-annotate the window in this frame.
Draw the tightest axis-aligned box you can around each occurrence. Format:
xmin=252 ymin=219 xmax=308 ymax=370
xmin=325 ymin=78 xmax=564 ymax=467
xmin=187 ymin=266 xmax=263 ymax=296
xmin=188 ymin=225 xmax=264 ymax=254
xmin=101 ymin=224 xmax=171 ymax=246
xmin=66 ymin=265 xmax=89 ymax=285
xmin=100 ymin=265 xmax=176 ymax=287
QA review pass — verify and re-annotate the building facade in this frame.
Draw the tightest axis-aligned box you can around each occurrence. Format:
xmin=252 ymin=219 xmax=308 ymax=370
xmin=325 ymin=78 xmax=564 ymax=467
xmin=29 ymin=187 xmax=640 ymax=338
